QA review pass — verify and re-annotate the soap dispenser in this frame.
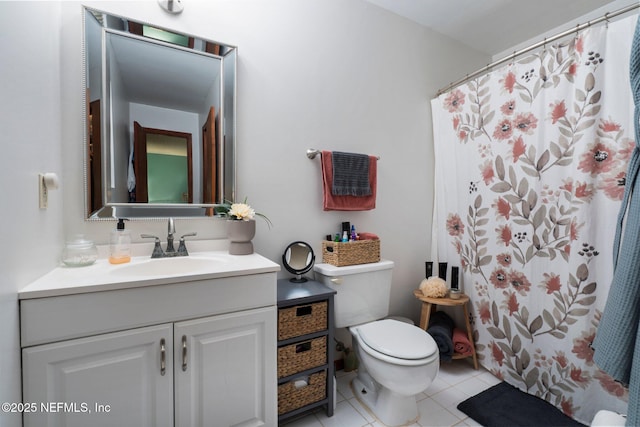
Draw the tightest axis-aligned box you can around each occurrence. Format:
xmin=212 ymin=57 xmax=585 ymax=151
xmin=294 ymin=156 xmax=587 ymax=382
xmin=109 ymin=218 xmax=131 ymax=264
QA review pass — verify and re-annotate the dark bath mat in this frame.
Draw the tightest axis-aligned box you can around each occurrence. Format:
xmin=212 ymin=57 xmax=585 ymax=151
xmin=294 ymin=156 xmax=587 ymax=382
xmin=457 ymin=381 xmax=586 ymax=427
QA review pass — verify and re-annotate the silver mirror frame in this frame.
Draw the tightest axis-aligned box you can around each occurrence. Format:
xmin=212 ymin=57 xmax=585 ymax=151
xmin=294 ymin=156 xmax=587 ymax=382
xmin=82 ymin=6 xmax=236 ymax=221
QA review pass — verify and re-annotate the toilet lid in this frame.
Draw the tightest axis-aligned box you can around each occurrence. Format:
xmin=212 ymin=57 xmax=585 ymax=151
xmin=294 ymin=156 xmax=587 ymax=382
xmin=357 ymin=319 xmax=438 ymax=360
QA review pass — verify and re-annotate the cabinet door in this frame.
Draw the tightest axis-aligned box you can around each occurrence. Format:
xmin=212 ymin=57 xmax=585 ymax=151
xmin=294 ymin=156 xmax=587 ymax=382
xmin=22 ymin=324 xmax=173 ymax=427
xmin=175 ymin=306 xmax=277 ymax=427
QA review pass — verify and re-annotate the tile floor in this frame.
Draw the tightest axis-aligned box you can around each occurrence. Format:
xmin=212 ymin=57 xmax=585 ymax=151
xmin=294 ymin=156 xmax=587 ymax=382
xmin=281 ymin=361 xmax=500 ymax=427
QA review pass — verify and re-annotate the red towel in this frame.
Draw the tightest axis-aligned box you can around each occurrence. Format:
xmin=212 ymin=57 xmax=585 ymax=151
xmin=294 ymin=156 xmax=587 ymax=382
xmin=453 ymin=327 xmax=474 ymax=356
xmin=321 ymin=150 xmax=377 ymax=211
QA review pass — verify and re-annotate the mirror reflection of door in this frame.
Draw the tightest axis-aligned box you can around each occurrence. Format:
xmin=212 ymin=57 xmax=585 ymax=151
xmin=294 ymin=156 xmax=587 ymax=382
xmin=88 ymin=99 xmax=102 ymax=215
xmin=202 ymin=107 xmax=217 ymax=215
xmin=133 ymin=122 xmax=193 ymax=203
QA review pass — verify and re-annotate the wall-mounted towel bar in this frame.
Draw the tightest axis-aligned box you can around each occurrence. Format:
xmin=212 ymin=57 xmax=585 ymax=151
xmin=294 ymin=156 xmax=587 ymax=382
xmin=306 ymin=148 xmax=380 ymax=160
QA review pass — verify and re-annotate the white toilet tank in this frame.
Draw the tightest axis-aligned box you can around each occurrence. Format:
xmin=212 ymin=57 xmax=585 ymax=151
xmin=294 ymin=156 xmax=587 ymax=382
xmin=313 ymin=260 xmax=394 ymax=328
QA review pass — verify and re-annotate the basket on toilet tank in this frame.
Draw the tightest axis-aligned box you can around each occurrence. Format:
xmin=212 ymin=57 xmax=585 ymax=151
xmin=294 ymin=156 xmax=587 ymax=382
xmin=321 ymin=239 xmax=380 ymax=267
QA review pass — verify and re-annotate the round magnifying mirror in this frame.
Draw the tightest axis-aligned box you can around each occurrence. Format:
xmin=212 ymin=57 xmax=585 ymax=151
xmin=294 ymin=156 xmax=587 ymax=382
xmin=282 ymin=241 xmax=315 ymax=283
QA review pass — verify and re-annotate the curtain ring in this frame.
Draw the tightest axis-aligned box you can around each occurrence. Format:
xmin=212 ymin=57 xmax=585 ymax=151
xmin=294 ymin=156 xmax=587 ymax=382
xmin=604 ymin=12 xmax=610 ymax=29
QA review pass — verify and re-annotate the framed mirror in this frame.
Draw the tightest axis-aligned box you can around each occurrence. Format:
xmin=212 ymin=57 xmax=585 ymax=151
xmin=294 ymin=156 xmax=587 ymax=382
xmin=83 ymin=7 xmax=236 ymax=219
xmin=282 ymin=242 xmax=316 ymax=283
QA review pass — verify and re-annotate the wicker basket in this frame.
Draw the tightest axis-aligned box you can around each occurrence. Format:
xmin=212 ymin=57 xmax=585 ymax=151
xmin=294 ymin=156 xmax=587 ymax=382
xmin=278 ymin=301 xmax=328 ymax=341
xmin=278 ymin=370 xmax=327 ymax=415
xmin=322 ymin=239 xmax=380 ymax=267
xmin=278 ymin=336 xmax=327 ymax=378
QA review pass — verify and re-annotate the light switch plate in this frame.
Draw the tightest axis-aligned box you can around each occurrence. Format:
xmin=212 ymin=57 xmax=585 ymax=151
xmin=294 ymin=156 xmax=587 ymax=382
xmin=39 ymin=174 xmax=48 ymax=209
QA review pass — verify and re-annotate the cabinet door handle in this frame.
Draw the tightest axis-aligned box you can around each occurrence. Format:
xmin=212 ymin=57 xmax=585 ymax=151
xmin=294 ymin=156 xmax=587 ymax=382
xmin=182 ymin=335 xmax=188 ymax=372
xmin=160 ymin=338 xmax=166 ymax=376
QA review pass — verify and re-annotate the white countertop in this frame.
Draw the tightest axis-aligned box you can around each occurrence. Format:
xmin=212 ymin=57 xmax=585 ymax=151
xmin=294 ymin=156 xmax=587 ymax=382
xmin=20 ymin=249 xmax=280 ymax=300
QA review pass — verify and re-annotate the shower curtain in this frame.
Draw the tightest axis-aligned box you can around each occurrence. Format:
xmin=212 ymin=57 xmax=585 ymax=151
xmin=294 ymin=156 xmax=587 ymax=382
xmin=431 ymin=15 xmax=637 ymax=425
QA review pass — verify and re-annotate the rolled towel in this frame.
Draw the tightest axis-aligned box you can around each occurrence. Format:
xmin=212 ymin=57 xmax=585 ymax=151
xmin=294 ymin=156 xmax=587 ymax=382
xmin=427 ymin=311 xmax=455 ymax=362
xmin=453 ymin=327 xmax=474 ymax=356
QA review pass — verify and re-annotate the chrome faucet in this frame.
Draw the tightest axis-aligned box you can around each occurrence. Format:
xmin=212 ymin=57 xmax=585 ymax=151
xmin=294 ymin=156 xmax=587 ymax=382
xmin=141 ymin=218 xmax=197 ymax=258
xmin=165 ymin=218 xmax=176 ymax=256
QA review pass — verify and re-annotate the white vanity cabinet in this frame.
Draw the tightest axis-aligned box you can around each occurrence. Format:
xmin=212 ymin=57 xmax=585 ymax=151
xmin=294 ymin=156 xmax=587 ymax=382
xmin=19 ymin=255 xmax=279 ymax=427
xmin=174 ymin=307 xmax=276 ymax=426
xmin=23 ymin=324 xmax=175 ymax=427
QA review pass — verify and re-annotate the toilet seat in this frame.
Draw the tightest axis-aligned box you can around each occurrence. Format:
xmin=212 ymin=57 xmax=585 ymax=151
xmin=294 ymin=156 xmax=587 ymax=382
xmin=355 ymin=319 xmax=438 ymax=365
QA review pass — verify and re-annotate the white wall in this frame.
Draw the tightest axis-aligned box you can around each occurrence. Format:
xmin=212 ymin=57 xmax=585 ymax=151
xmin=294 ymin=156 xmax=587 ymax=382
xmin=60 ymin=0 xmax=488 ymax=314
xmin=0 ymin=3 xmax=65 ymax=426
xmin=0 ymin=2 xmax=488 ymax=425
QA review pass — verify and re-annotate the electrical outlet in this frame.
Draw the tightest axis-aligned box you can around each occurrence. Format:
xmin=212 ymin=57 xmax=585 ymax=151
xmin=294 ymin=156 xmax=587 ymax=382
xmin=39 ymin=174 xmax=48 ymax=209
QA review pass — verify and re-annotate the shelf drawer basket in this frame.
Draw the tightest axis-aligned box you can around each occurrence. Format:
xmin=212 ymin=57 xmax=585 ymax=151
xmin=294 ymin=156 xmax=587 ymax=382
xmin=278 ymin=336 xmax=327 ymax=378
xmin=321 ymin=239 xmax=380 ymax=267
xmin=278 ymin=301 xmax=327 ymax=340
xmin=278 ymin=370 xmax=327 ymax=415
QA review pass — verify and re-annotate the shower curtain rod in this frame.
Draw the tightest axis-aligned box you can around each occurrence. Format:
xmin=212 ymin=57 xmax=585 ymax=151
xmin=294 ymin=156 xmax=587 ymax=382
xmin=436 ymin=2 xmax=640 ymax=97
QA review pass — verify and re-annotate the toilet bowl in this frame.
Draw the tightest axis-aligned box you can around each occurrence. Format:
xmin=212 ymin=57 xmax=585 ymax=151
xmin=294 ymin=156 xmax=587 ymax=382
xmin=350 ymin=319 xmax=439 ymax=426
xmin=314 ymin=260 xmax=440 ymax=426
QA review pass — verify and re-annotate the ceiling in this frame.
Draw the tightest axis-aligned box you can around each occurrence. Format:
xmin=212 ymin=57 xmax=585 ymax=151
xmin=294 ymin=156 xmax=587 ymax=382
xmin=365 ymin=0 xmax=622 ymax=56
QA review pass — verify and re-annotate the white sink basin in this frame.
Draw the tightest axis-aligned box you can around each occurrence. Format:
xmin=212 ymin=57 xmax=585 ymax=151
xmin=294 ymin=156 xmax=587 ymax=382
xmin=110 ymin=255 xmax=230 ymax=278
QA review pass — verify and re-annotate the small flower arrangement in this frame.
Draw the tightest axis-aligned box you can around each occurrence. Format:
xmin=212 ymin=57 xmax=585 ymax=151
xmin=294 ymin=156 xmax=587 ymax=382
xmin=215 ymin=197 xmax=273 ymax=228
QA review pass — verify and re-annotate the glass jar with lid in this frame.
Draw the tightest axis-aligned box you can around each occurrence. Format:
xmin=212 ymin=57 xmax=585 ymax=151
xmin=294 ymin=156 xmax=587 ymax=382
xmin=62 ymin=235 xmax=98 ymax=267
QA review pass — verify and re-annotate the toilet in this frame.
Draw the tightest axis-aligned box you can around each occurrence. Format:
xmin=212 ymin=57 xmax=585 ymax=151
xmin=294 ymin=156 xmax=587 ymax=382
xmin=314 ymin=260 xmax=439 ymax=426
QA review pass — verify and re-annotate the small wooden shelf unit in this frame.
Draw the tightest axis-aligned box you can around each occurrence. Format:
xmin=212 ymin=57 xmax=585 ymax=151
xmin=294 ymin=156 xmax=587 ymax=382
xmin=413 ymin=290 xmax=478 ymax=369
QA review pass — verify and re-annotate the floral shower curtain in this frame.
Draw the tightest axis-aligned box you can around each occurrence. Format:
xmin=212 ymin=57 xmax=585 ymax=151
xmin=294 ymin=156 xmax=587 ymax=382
xmin=431 ymin=15 xmax=637 ymax=425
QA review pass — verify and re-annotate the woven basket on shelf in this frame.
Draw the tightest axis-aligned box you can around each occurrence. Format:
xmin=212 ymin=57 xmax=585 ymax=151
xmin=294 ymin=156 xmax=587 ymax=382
xmin=277 ymin=336 xmax=327 ymax=378
xmin=277 ymin=370 xmax=327 ymax=415
xmin=278 ymin=301 xmax=328 ymax=341
xmin=322 ymin=239 xmax=380 ymax=267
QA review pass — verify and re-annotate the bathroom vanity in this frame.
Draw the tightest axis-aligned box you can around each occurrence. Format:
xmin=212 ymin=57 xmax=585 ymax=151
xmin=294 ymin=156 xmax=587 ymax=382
xmin=19 ymin=250 xmax=279 ymax=427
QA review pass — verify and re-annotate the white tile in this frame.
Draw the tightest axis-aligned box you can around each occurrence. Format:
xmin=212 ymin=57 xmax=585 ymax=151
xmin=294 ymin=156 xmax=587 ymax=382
xmin=416 ymin=397 xmax=463 ymax=427
xmin=430 ymin=386 xmax=470 ymax=411
xmin=456 ymin=415 xmax=483 ymax=426
xmin=280 ymin=413 xmax=324 ymax=427
xmin=347 ymin=397 xmax=377 ymax=424
xmin=476 ymin=370 xmax=501 ymax=387
xmin=423 ymin=376 xmax=451 ymax=397
xmin=453 ymin=376 xmax=493 ymax=398
xmin=336 ymin=372 xmax=356 ymax=400
xmin=437 ymin=363 xmax=477 ymax=386
xmin=316 ymin=400 xmax=369 ymax=427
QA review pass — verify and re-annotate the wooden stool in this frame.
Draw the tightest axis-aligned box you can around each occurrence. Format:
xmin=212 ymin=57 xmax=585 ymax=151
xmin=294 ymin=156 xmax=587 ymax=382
xmin=413 ymin=289 xmax=478 ymax=369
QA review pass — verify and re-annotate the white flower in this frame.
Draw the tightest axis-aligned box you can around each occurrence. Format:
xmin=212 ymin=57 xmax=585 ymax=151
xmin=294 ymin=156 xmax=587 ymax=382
xmin=228 ymin=203 xmax=255 ymax=220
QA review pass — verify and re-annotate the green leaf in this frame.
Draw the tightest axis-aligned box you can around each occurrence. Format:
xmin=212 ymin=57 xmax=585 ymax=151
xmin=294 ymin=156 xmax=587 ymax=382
xmin=568 ymin=308 xmax=590 ymax=317
xmin=542 ymin=309 xmax=556 ymax=328
xmin=496 ymin=156 xmax=506 ymax=180
xmin=576 ymin=296 xmax=596 ymax=306
xmin=525 ymin=367 xmax=539 ymax=389
xmin=582 ymin=282 xmax=597 ymax=294
xmin=585 ymin=73 xmax=595 ymax=91
xmin=474 ymin=195 xmax=483 ymax=209
xmin=536 ymin=150 xmax=550 ymax=171
xmin=487 ymin=326 xmax=506 ymax=339
xmin=512 ymin=334 xmax=522 ymax=353
xmin=576 ymin=263 xmax=589 ymax=281
xmin=491 ymin=182 xmax=512 ymax=193
xmin=530 ymin=315 xmax=543 ymax=333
